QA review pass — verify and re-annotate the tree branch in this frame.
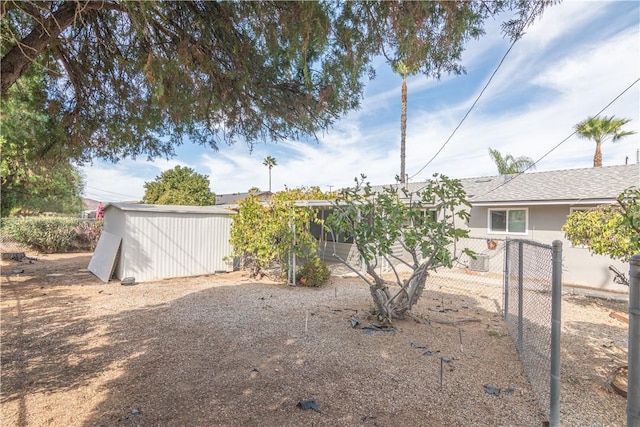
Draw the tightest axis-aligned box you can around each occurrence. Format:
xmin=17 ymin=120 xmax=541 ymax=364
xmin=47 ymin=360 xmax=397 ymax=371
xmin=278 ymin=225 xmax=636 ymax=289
xmin=1 ymin=1 xmax=124 ymax=94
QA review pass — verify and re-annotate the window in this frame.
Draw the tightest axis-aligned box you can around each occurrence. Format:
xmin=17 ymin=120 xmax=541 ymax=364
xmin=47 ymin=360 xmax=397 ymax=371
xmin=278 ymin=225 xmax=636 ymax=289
xmin=488 ymin=208 xmax=527 ymax=234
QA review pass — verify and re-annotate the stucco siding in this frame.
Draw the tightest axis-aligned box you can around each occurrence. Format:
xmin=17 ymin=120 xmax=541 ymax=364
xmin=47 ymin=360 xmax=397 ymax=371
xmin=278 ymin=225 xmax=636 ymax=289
xmin=467 ymin=204 xmax=628 ymax=292
xmin=562 ymin=245 xmax=627 ymax=291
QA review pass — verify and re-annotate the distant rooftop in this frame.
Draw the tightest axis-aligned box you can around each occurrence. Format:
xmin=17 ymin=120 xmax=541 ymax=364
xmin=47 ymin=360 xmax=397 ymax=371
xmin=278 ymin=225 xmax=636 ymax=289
xmin=215 ymin=191 xmax=272 ymax=205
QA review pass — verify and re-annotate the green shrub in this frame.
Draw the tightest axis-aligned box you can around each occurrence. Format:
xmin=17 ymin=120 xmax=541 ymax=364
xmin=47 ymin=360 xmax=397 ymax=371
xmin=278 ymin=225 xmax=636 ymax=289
xmin=1 ymin=217 xmax=102 ymax=253
xmin=296 ymin=257 xmax=331 ymax=287
xmin=73 ymin=219 xmax=103 ymax=251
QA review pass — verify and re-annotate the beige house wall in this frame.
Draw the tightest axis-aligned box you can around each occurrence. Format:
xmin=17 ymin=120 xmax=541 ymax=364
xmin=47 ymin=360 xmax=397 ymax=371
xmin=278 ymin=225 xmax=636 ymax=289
xmin=466 ymin=205 xmax=628 ymax=293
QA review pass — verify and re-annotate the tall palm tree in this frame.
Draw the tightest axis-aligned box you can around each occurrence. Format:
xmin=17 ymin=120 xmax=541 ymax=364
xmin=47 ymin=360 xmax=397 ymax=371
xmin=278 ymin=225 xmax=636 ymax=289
xmin=488 ymin=148 xmax=536 ymax=175
xmin=262 ymin=156 xmax=277 ymax=192
xmin=574 ymin=116 xmax=636 ymax=167
xmin=393 ymin=61 xmax=419 ymax=185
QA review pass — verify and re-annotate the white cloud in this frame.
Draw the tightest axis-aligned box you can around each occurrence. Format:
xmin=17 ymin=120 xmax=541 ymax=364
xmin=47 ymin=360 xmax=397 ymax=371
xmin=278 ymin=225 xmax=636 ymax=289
xmin=401 ymin=2 xmax=640 ymax=181
xmin=81 ymin=157 xmax=192 ymax=202
xmin=81 ymin=162 xmax=148 ymax=202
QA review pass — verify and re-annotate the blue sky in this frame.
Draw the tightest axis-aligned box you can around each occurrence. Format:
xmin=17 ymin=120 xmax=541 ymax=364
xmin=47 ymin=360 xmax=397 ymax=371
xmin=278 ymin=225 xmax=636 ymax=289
xmin=81 ymin=1 xmax=640 ymax=202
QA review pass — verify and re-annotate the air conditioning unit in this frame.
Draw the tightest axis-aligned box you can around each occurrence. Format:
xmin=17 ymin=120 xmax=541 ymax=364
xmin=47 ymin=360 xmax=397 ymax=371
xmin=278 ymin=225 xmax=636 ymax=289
xmin=469 ymin=254 xmax=490 ymax=272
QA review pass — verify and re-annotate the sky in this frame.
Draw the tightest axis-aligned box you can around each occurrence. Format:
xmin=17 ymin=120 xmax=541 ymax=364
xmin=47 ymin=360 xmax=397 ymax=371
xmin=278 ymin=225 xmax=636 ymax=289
xmin=81 ymin=1 xmax=640 ymax=203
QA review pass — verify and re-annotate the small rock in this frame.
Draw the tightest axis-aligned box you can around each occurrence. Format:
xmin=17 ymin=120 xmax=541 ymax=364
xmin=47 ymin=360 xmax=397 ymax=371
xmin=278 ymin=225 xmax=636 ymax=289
xmin=121 ymin=277 xmax=136 ymax=286
xmin=297 ymin=399 xmax=320 ymax=412
xmin=131 ymin=409 xmax=140 ymax=415
xmin=483 ymin=384 xmax=500 ymax=396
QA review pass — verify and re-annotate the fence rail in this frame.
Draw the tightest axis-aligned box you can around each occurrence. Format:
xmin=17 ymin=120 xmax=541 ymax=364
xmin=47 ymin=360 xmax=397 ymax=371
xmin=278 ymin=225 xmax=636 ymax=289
xmin=503 ymin=239 xmax=561 ymax=426
xmin=629 ymin=255 xmax=640 ymax=427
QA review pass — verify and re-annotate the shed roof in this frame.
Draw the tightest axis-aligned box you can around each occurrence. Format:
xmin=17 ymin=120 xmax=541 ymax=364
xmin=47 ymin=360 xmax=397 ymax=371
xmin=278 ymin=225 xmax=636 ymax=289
xmin=104 ymin=202 xmax=235 ymax=215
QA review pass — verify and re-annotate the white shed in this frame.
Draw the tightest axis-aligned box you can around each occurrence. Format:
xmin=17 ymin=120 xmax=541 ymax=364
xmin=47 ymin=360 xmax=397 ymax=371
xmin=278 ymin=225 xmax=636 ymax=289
xmin=89 ymin=203 xmax=235 ymax=283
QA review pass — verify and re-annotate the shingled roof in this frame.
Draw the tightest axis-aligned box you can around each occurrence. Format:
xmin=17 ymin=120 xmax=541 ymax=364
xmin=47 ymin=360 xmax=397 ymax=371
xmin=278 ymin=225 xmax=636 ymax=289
xmin=394 ymin=164 xmax=638 ymax=206
xmin=462 ymin=164 xmax=638 ymax=205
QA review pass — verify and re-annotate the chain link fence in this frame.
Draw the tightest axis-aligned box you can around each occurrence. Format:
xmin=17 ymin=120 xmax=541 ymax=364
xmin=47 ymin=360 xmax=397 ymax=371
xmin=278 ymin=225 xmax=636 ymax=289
xmin=0 ymin=231 xmax=29 ymax=259
xmin=324 ymin=236 xmax=562 ymax=425
xmin=423 ymin=237 xmax=506 ymax=313
xmin=504 ymin=239 xmax=561 ymax=426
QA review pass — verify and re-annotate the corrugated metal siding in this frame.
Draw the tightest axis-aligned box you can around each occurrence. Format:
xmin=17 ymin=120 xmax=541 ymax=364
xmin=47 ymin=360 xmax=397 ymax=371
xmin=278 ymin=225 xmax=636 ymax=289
xmin=119 ymin=212 xmax=233 ymax=282
xmin=103 ymin=208 xmax=126 ymax=235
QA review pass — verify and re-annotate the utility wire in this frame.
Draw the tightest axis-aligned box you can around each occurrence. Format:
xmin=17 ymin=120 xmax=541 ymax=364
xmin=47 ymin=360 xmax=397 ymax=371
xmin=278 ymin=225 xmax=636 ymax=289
xmin=83 ymin=185 xmax=141 ymax=199
xmin=409 ymin=4 xmax=542 ymax=181
xmin=477 ymin=77 xmax=640 ymax=197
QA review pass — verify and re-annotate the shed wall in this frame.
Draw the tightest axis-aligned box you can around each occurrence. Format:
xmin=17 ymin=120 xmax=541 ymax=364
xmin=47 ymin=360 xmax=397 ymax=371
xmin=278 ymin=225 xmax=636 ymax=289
xmin=117 ymin=212 xmax=233 ymax=282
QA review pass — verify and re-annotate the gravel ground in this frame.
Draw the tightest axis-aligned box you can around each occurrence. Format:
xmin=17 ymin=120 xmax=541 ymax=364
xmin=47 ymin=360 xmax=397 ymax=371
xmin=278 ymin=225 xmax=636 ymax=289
xmin=0 ymin=253 xmax=629 ymax=426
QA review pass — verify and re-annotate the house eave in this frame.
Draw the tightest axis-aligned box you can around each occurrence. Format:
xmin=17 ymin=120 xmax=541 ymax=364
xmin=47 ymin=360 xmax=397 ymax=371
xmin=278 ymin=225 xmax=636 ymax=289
xmin=471 ymin=198 xmax=616 ymax=207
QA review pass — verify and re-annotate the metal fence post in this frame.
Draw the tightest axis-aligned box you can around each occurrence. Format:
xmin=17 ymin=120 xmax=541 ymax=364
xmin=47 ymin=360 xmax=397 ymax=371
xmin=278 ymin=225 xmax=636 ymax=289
xmin=549 ymin=240 xmax=562 ymax=427
xmin=518 ymin=240 xmax=524 ymax=353
xmin=503 ymin=238 xmax=510 ymax=320
xmin=629 ymin=254 xmax=640 ymax=427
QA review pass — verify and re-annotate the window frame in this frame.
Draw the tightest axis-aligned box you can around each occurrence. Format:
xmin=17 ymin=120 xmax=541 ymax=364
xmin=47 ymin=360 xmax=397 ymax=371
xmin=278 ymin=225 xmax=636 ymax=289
xmin=487 ymin=207 xmax=528 ymax=235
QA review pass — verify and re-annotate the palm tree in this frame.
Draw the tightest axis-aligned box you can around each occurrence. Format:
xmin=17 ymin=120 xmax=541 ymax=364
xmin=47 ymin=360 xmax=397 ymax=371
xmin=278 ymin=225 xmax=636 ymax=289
xmin=488 ymin=148 xmax=536 ymax=175
xmin=393 ymin=61 xmax=419 ymax=185
xmin=574 ymin=116 xmax=636 ymax=167
xmin=262 ymin=156 xmax=277 ymax=192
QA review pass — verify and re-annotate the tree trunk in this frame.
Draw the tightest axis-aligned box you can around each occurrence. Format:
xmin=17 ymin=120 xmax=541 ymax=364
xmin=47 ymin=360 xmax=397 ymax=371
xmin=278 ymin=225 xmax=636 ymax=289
xmin=367 ymin=261 xmax=429 ymax=323
xmin=1 ymin=1 xmax=123 ymax=95
xmin=594 ymin=141 xmax=603 ymax=167
xmin=400 ymin=76 xmax=407 ymax=184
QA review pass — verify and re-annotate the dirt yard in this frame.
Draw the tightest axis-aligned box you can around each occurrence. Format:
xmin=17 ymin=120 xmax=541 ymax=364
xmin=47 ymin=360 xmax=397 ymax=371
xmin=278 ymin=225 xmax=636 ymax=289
xmin=1 ymin=253 xmax=629 ymax=426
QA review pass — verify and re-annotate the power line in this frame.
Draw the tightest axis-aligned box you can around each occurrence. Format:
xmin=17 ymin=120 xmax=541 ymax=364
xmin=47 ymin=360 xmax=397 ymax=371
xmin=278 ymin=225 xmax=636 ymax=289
xmin=83 ymin=185 xmax=141 ymax=199
xmin=478 ymin=77 xmax=640 ymax=197
xmin=408 ymin=4 xmax=542 ymax=181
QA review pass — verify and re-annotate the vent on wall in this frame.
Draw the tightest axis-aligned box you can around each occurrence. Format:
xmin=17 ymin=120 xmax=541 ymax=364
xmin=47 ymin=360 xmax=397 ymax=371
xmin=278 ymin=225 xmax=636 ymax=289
xmin=469 ymin=254 xmax=490 ymax=272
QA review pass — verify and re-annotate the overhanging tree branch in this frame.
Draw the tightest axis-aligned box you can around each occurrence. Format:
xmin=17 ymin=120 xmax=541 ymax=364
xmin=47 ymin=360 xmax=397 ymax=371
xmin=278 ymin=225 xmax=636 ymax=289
xmin=1 ymin=1 xmax=124 ymax=94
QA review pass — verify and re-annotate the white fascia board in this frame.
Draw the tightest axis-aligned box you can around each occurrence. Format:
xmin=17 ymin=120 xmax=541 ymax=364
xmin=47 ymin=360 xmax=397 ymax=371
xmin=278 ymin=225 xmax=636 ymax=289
xmin=471 ymin=199 xmax=615 ymax=207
